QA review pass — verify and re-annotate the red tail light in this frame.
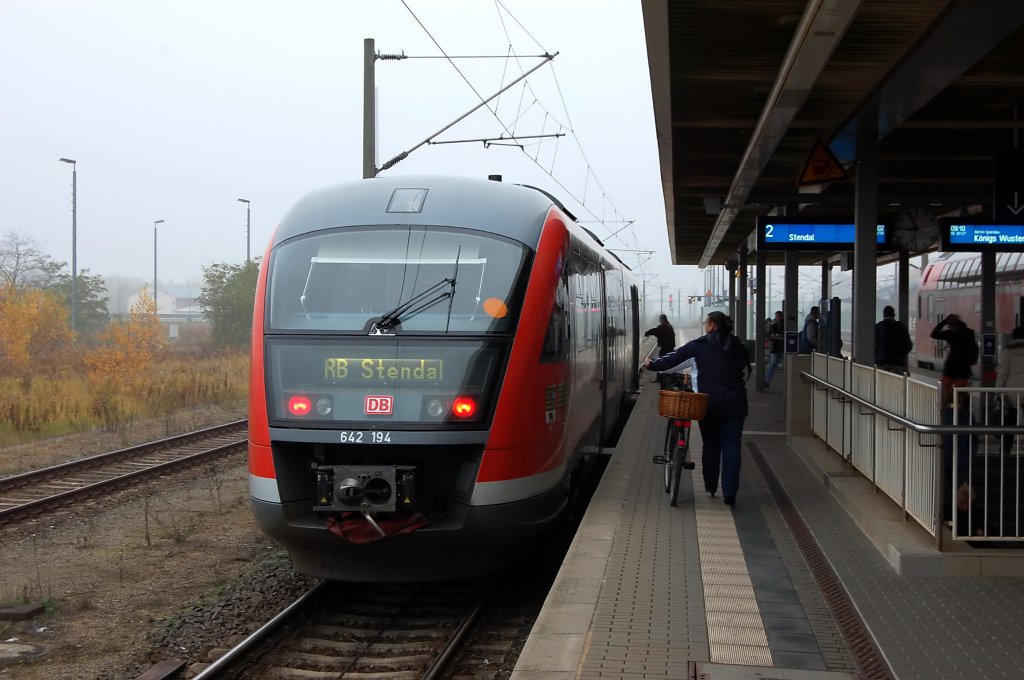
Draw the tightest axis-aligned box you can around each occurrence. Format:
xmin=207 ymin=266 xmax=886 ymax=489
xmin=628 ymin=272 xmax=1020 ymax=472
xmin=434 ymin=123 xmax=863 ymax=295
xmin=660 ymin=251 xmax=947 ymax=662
xmin=288 ymin=395 xmax=312 ymax=416
xmin=451 ymin=396 xmax=477 ymax=419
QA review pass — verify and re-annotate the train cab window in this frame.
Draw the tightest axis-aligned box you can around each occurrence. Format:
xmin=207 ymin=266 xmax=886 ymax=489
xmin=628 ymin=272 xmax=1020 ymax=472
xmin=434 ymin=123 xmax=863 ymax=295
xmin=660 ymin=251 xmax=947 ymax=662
xmin=267 ymin=226 xmax=529 ymax=334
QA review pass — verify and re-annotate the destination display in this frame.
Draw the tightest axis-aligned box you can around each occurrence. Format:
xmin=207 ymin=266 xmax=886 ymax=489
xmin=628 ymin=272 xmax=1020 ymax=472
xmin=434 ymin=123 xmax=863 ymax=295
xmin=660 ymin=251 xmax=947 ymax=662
xmin=325 ymin=358 xmax=444 ymax=380
xmin=939 ymin=219 xmax=1024 ymax=252
xmin=757 ymin=217 xmax=886 ymax=251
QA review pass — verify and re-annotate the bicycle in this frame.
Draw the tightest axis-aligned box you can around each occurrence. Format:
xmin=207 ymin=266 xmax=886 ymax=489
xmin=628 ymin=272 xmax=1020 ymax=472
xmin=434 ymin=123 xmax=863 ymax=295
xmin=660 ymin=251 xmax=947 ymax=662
xmin=652 ymin=373 xmax=703 ymax=507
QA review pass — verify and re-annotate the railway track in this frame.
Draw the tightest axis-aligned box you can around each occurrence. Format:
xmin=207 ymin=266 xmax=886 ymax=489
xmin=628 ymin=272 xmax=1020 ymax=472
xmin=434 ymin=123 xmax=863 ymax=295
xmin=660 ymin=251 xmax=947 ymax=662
xmin=190 ymin=580 xmax=492 ymax=680
xmin=0 ymin=420 xmax=248 ymax=528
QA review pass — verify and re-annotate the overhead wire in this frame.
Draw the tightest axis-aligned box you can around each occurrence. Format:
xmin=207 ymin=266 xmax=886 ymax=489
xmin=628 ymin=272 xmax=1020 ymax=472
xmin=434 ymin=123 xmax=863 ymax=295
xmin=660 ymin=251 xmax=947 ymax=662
xmin=397 ymin=0 xmax=645 ymax=271
xmin=488 ymin=2 xmax=638 ymax=261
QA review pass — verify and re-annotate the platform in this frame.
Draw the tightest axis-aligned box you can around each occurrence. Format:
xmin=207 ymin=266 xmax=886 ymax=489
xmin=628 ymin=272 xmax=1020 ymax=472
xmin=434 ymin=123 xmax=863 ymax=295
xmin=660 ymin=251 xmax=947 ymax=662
xmin=511 ymin=370 xmax=1024 ymax=680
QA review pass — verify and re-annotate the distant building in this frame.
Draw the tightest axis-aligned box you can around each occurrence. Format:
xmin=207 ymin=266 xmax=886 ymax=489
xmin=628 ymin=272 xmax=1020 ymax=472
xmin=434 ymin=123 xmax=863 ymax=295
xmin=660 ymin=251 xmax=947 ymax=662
xmin=122 ymin=285 xmax=207 ymax=341
xmin=126 ymin=285 xmax=203 ymax=318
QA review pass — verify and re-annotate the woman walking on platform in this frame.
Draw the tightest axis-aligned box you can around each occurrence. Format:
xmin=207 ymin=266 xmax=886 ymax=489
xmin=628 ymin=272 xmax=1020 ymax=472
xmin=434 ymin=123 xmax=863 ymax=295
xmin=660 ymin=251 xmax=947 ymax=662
xmin=643 ymin=311 xmax=750 ymax=505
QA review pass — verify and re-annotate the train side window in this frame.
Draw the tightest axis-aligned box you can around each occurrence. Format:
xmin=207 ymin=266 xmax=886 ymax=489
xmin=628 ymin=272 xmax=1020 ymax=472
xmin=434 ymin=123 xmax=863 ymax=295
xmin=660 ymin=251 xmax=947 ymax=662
xmin=1011 ymin=253 xmax=1023 ymax=279
xmin=927 ymin=294 xmax=934 ymax=320
xmin=541 ymin=278 xmax=569 ymax=362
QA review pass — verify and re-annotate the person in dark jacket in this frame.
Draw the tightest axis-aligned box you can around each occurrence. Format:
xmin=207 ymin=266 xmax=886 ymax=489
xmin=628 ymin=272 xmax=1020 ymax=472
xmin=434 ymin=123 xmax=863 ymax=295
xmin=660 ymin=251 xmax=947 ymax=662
xmin=644 ymin=314 xmax=676 ymax=356
xmin=765 ymin=310 xmax=784 ymax=389
xmin=930 ymin=314 xmax=978 ymax=405
xmin=874 ymin=305 xmax=913 ymax=373
xmin=643 ymin=311 xmax=750 ymax=505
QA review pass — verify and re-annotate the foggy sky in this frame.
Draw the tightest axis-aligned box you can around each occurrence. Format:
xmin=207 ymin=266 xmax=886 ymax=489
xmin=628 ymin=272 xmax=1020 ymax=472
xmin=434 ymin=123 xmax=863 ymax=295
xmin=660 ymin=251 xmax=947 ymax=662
xmin=0 ymin=0 xmax=705 ymax=299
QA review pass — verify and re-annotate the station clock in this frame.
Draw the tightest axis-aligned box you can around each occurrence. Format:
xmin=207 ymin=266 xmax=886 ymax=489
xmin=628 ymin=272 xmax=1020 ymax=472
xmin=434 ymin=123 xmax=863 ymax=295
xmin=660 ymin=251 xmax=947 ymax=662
xmin=894 ymin=207 xmax=939 ymax=252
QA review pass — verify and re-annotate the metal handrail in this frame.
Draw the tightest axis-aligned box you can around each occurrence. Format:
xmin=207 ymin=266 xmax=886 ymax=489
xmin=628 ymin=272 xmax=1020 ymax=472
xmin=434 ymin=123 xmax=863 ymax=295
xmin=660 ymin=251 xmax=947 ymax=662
xmin=801 ymin=371 xmax=1022 ymax=437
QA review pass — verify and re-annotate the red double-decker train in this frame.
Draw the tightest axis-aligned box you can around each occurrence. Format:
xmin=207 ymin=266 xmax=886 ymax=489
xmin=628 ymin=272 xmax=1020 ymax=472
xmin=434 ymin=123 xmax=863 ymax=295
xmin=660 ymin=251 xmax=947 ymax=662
xmin=915 ymin=252 xmax=1024 ymax=370
xmin=248 ymin=175 xmax=642 ymax=581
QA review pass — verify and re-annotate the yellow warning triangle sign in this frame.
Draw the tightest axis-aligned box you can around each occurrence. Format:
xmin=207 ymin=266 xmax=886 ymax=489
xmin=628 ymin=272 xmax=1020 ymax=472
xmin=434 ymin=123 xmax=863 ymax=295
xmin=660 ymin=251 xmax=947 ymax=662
xmin=797 ymin=139 xmax=849 ymax=186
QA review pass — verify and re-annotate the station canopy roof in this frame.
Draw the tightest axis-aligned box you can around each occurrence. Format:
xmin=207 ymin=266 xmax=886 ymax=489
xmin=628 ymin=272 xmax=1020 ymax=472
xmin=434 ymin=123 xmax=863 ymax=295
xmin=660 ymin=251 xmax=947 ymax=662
xmin=642 ymin=0 xmax=1024 ymax=266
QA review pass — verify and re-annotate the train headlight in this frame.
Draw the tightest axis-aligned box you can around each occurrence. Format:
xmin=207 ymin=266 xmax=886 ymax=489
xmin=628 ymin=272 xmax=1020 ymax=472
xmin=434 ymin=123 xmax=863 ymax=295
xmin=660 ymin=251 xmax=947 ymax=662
xmin=452 ymin=396 xmax=477 ymax=419
xmin=315 ymin=397 xmax=333 ymax=416
xmin=287 ymin=395 xmax=312 ymax=416
xmin=425 ymin=398 xmax=446 ymax=418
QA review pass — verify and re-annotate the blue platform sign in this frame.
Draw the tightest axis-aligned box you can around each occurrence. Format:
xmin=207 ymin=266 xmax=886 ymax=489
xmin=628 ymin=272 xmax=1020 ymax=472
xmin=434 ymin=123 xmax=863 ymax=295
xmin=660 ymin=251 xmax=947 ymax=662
xmin=785 ymin=331 xmax=799 ymax=354
xmin=983 ymin=333 xmax=997 ymax=358
xmin=757 ymin=217 xmax=886 ymax=251
xmin=939 ymin=219 xmax=1024 ymax=252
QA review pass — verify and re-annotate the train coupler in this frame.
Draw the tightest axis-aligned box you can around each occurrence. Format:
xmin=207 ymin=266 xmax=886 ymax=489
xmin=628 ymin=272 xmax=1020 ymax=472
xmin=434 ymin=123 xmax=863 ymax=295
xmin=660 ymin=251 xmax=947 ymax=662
xmin=312 ymin=464 xmax=417 ymax=514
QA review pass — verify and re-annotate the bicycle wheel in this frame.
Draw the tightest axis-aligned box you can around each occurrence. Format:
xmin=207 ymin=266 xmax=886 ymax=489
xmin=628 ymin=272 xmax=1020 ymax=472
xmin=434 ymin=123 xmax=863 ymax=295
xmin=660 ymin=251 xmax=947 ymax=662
xmin=662 ymin=419 xmax=673 ymax=493
xmin=669 ymin=421 xmax=685 ymax=506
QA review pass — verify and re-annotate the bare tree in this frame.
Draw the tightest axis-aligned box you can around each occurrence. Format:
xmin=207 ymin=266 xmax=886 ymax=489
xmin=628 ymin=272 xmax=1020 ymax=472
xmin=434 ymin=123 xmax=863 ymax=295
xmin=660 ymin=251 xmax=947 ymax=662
xmin=0 ymin=231 xmax=63 ymax=289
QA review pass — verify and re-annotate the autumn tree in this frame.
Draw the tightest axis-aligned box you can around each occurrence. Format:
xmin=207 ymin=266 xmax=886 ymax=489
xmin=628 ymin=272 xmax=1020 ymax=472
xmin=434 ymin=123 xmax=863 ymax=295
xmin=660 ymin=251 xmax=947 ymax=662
xmin=0 ymin=230 xmax=110 ymax=344
xmin=197 ymin=259 xmax=260 ymax=349
xmin=0 ymin=283 xmax=74 ymax=377
xmin=84 ymin=291 xmax=164 ymax=391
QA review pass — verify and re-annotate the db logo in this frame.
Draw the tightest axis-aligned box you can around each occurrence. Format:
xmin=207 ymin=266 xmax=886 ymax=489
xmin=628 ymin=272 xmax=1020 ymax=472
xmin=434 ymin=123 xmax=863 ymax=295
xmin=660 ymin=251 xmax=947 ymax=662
xmin=364 ymin=395 xmax=394 ymax=415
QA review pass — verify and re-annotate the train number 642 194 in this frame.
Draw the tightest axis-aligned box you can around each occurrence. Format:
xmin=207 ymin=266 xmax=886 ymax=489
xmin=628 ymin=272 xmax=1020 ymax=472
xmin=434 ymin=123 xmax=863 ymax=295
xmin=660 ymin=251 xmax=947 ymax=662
xmin=339 ymin=431 xmax=391 ymax=444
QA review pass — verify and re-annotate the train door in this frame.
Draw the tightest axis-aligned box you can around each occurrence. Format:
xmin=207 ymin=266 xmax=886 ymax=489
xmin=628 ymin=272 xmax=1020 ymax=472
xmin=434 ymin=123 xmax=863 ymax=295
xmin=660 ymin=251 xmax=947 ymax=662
xmin=601 ymin=268 xmax=627 ymax=441
xmin=599 ymin=270 xmax=611 ymax=443
xmin=930 ymin=295 xmax=945 ymax=368
xmin=626 ymin=284 xmax=634 ymax=391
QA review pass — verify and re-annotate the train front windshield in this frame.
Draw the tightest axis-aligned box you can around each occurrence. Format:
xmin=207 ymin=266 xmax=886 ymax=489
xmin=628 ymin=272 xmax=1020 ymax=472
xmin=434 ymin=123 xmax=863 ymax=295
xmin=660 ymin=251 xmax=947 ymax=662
xmin=267 ymin=226 xmax=528 ymax=334
xmin=264 ymin=225 xmax=530 ymax=427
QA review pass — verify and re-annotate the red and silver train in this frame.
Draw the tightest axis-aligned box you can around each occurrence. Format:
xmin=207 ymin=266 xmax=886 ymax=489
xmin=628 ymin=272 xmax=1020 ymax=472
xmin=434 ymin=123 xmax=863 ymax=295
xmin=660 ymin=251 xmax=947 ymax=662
xmin=915 ymin=251 xmax=1024 ymax=370
xmin=248 ymin=175 xmax=642 ymax=581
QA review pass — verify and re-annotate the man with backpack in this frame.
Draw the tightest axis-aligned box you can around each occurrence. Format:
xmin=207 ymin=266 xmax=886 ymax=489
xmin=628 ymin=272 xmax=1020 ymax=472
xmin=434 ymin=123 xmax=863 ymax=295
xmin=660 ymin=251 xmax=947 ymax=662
xmin=874 ymin=305 xmax=913 ymax=373
xmin=798 ymin=306 xmax=820 ymax=353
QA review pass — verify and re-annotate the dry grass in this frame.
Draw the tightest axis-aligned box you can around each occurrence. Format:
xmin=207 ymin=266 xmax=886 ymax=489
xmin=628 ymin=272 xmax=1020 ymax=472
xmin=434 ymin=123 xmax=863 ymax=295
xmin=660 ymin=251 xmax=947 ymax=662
xmin=0 ymin=352 xmax=247 ymax=448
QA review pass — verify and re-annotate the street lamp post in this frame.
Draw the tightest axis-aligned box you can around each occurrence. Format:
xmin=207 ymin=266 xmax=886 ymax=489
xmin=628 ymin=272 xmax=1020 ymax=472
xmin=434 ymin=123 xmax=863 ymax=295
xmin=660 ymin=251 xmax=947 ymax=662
xmin=153 ymin=219 xmax=164 ymax=311
xmin=237 ymin=198 xmax=251 ymax=262
xmin=58 ymin=158 xmax=77 ymax=332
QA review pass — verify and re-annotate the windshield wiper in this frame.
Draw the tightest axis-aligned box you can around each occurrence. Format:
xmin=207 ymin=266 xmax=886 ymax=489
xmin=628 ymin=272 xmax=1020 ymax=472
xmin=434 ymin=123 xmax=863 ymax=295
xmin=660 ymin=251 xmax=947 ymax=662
xmin=374 ymin=277 xmax=455 ymax=332
xmin=444 ymin=248 xmax=461 ymax=334
xmin=372 ymin=247 xmax=462 ymax=334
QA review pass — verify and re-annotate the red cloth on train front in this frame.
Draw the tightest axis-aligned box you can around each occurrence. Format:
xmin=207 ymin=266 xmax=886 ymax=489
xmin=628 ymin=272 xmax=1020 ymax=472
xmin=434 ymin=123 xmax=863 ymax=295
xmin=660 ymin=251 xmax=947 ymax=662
xmin=325 ymin=511 xmax=429 ymax=544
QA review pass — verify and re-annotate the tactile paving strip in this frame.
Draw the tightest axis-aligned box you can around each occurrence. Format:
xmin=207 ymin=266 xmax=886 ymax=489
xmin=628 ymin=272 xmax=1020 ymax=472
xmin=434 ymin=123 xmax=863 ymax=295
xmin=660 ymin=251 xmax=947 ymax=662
xmin=691 ymin=437 xmax=773 ymax=667
xmin=748 ymin=441 xmax=895 ymax=679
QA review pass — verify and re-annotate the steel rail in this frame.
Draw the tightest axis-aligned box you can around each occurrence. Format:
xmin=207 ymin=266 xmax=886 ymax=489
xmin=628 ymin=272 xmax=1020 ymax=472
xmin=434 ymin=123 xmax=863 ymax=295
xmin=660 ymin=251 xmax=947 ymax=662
xmin=0 ymin=440 xmax=245 ymax=523
xmin=190 ymin=581 xmax=327 ymax=680
xmin=187 ymin=582 xmax=491 ymax=680
xmin=421 ymin=589 xmax=492 ymax=680
xmin=0 ymin=436 xmax=246 ymax=525
xmin=0 ymin=419 xmax=247 ymax=491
